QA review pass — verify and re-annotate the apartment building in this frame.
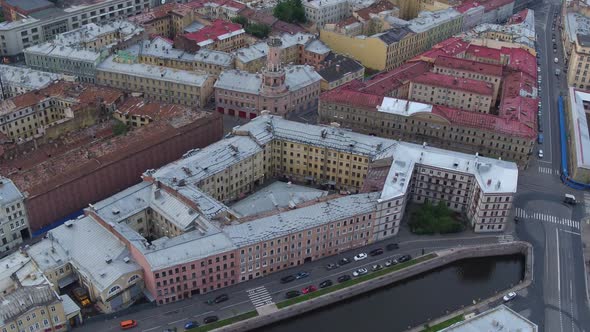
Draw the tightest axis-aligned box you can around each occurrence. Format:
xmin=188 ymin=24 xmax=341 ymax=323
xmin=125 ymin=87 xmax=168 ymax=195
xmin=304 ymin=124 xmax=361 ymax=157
xmin=317 ymin=54 xmax=365 ymax=91
xmin=0 ymin=64 xmax=64 ymax=100
xmin=128 ymin=2 xmax=195 ymax=38
xmin=132 ymin=37 xmax=234 ymax=76
xmin=566 ymin=34 xmax=590 ymax=89
xmin=0 ymin=286 xmax=70 ymax=332
xmin=174 ymin=19 xmax=245 ymax=53
xmin=303 ymin=0 xmax=351 ymax=29
xmin=319 ymin=43 xmax=538 ymax=167
xmin=215 ymin=38 xmax=321 ymax=119
xmin=24 ymin=21 xmax=145 ymax=82
xmin=0 ymin=0 xmax=151 ymax=60
xmin=409 ymin=72 xmax=494 ymax=113
xmin=320 ymin=8 xmax=462 ymax=70
xmin=96 ymin=52 xmax=215 ymax=107
xmin=233 ymin=32 xmax=328 ymax=73
xmin=0 ymin=177 xmax=30 ymax=255
xmin=0 ymin=81 xmax=123 ymax=143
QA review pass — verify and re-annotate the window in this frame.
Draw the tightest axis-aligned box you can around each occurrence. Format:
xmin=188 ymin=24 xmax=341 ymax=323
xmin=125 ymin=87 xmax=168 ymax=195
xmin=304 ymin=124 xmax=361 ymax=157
xmin=128 ymin=274 xmax=140 ymax=284
xmin=108 ymin=285 xmax=121 ymax=294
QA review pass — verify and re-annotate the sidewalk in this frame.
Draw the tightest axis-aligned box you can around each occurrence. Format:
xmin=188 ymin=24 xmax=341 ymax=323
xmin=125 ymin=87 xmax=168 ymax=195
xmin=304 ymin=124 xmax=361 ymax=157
xmin=581 ymin=217 xmax=590 ymax=302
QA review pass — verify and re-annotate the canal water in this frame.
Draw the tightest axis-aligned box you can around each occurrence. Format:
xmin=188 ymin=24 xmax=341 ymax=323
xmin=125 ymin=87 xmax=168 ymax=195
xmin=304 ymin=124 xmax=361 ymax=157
xmin=258 ymin=254 xmax=525 ymax=332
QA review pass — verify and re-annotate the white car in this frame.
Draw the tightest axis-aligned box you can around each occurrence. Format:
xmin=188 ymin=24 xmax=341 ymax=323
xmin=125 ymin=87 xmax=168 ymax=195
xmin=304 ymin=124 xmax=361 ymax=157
xmin=537 ymin=67 xmax=541 ymax=72
xmin=554 ymin=57 xmax=559 ymax=63
xmin=353 ymin=253 xmax=368 ymax=261
xmin=503 ymin=292 xmax=517 ymax=302
xmin=352 ymin=268 xmax=368 ymax=277
xmin=538 ymin=149 xmax=544 ymax=158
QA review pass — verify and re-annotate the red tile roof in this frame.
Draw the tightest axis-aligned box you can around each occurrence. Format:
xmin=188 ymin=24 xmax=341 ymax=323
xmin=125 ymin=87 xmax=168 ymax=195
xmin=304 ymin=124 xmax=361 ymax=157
xmin=115 ymin=97 xmax=192 ymax=120
xmin=129 ymin=3 xmax=192 ymax=24
xmin=272 ymin=20 xmax=306 ymax=34
xmin=412 ymin=72 xmax=494 ymax=96
xmin=182 ymin=19 xmax=243 ymax=44
xmin=360 ymin=61 xmax=431 ymax=95
xmin=411 ymin=37 xmax=470 ymax=62
xmin=455 ymin=0 xmax=514 ymax=13
xmin=320 ymin=83 xmax=384 ymax=109
xmin=500 ymin=46 xmax=537 ymax=79
xmin=435 ymin=55 xmax=503 ymax=77
xmin=465 ymin=44 xmax=502 ymax=62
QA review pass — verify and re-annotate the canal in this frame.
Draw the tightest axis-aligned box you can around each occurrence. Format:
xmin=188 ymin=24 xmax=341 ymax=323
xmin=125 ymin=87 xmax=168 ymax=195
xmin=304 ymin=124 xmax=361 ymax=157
xmin=258 ymin=254 xmax=525 ymax=332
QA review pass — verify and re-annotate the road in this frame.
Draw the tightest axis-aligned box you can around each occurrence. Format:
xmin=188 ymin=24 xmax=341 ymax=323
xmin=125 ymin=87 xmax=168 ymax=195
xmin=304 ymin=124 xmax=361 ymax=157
xmin=78 ymin=234 xmax=505 ymax=332
xmin=510 ymin=1 xmax=590 ymax=331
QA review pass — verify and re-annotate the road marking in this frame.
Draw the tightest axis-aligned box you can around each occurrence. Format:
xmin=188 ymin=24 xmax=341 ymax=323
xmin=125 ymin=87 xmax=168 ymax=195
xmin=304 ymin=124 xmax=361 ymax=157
xmin=246 ymin=286 xmax=274 ymax=307
xmin=193 ymin=311 xmax=214 ymax=318
xmin=167 ymin=318 xmax=186 ymax=325
xmin=560 ymin=229 xmax=581 ymax=236
xmin=142 ymin=326 xmax=161 ymax=332
xmin=556 ymin=229 xmax=564 ymax=332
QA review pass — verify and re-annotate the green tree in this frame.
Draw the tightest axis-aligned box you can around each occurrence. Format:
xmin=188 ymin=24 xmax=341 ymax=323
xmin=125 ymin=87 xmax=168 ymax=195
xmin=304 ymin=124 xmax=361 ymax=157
xmin=112 ymin=119 xmax=129 ymax=136
xmin=231 ymin=15 xmax=248 ymax=26
xmin=273 ymin=0 xmax=306 ymax=23
xmin=246 ymin=23 xmax=271 ymax=38
xmin=409 ymin=201 xmax=463 ymax=235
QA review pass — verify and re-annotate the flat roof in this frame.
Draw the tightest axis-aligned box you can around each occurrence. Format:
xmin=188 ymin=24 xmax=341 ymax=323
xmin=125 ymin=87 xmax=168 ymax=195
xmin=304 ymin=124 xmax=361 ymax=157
xmin=441 ymin=305 xmax=537 ymax=332
xmin=230 ymin=181 xmax=328 ymax=217
xmin=412 ymin=72 xmax=494 ymax=96
xmin=378 ymin=97 xmax=433 ymax=117
xmin=407 ymin=8 xmax=461 ymax=34
xmin=569 ymin=87 xmax=590 ymax=170
xmin=0 ymin=177 xmax=25 ymax=206
xmin=215 ymin=65 xmax=321 ymax=94
xmin=0 ymin=64 xmax=63 ymax=91
xmin=97 ymin=54 xmax=211 ymax=87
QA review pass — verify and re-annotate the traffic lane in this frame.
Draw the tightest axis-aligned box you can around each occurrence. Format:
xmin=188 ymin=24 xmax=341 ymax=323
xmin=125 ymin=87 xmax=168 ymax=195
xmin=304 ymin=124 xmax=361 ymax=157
xmin=543 ymin=225 xmax=563 ymax=332
xmin=559 ymin=230 xmax=588 ymax=332
xmin=76 ymin=235 xmax=502 ymax=331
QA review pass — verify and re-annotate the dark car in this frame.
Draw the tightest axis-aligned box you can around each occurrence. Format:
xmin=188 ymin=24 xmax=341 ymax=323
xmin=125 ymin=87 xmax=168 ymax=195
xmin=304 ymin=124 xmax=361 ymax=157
xmin=337 ymin=275 xmax=351 ymax=283
xmin=295 ymin=271 xmax=310 ymax=280
xmin=280 ymin=275 xmax=296 ymax=284
xmin=338 ymin=257 xmax=351 ymax=265
xmin=397 ymin=254 xmax=412 ymax=263
xmin=319 ymin=280 xmax=333 ymax=288
xmin=203 ymin=316 xmax=219 ymax=324
xmin=184 ymin=321 xmax=199 ymax=330
xmin=325 ymin=263 xmax=339 ymax=270
xmin=369 ymin=248 xmax=384 ymax=256
xmin=386 ymin=243 xmax=399 ymax=251
xmin=163 ymin=328 xmax=177 ymax=332
xmin=285 ymin=290 xmax=301 ymax=298
xmin=214 ymin=294 xmax=229 ymax=303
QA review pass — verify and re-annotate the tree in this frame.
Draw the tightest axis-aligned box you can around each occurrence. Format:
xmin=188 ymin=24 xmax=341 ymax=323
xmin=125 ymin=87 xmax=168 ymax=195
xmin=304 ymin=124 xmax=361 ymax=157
xmin=273 ymin=0 xmax=306 ymax=24
xmin=409 ymin=201 xmax=464 ymax=235
xmin=231 ymin=15 xmax=248 ymax=26
xmin=246 ymin=23 xmax=271 ymax=39
xmin=112 ymin=119 xmax=129 ymax=136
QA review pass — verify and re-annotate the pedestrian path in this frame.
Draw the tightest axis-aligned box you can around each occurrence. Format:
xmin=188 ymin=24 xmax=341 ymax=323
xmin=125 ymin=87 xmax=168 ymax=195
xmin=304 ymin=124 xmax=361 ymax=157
xmin=247 ymin=286 xmax=274 ymax=308
xmin=538 ymin=166 xmax=559 ymax=175
xmin=498 ymin=234 xmax=514 ymax=243
xmin=515 ymin=208 xmax=580 ymax=230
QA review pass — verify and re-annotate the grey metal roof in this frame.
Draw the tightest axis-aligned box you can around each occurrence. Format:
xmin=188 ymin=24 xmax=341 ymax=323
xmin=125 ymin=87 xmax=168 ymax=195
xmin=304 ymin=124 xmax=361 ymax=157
xmin=375 ymin=26 xmax=412 ymax=44
xmin=0 ymin=177 xmax=24 ymax=206
xmin=225 ymin=192 xmax=380 ymax=246
xmin=0 ymin=285 xmax=58 ymax=324
xmin=318 ymin=55 xmax=364 ymax=83
xmin=4 ymin=0 xmax=53 ymax=12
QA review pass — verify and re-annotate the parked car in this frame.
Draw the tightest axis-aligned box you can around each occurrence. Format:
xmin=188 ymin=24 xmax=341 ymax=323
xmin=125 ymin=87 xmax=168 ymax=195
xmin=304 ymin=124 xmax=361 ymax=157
xmin=280 ymin=275 xmax=296 ymax=284
xmin=503 ymin=292 xmax=517 ymax=302
xmin=203 ymin=316 xmax=219 ymax=324
xmin=214 ymin=294 xmax=229 ymax=303
xmin=386 ymin=243 xmax=399 ymax=251
xmin=338 ymin=257 xmax=351 ymax=265
xmin=302 ymin=285 xmax=317 ymax=294
xmin=371 ymin=264 xmax=383 ymax=271
xmin=397 ymin=254 xmax=412 ymax=263
xmin=554 ymin=57 xmax=559 ymax=63
xmin=385 ymin=259 xmax=397 ymax=267
xmin=353 ymin=253 xmax=368 ymax=261
xmin=285 ymin=290 xmax=301 ymax=299
xmin=325 ymin=263 xmax=339 ymax=270
xmin=319 ymin=280 xmax=333 ymax=288
xmin=337 ymin=275 xmax=351 ymax=283
xmin=163 ymin=328 xmax=177 ymax=332
xmin=184 ymin=321 xmax=199 ymax=330
xmin=538 ymin=133 xmax=544 ymax=144
xmin=295 ymin=271 xmax=310 ymax=280
xmin=538 ymin=149 xmax=544 ymax=158
xmin=353 ymin=268 xmax=369 ymax=277
xmin=369 ymin=248 xmax=384 ymax=256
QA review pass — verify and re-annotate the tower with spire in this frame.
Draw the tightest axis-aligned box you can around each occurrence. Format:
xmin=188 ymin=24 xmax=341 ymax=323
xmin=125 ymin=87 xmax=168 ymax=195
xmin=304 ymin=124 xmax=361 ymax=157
xmin=261 ymin=37 xmax=288 ymax=97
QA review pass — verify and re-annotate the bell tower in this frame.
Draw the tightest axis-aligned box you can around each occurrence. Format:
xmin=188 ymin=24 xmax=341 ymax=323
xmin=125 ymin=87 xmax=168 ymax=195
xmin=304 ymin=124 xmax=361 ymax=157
xmin=261 ymin=37 xmax=287 ymax=96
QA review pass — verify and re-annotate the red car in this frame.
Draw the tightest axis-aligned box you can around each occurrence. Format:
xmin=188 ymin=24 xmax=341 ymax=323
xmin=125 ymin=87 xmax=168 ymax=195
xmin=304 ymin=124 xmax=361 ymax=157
xmin=302 ymin=285 xmax=317 ymax=294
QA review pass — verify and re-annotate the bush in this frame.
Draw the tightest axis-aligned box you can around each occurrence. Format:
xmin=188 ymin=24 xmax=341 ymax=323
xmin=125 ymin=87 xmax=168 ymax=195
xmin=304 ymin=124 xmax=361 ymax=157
xmin=112 ymin=120 xmax=129 ymax=136
xmin=273 ymin=0 xmax=306 ymax=23
xmin=409 ymin=201 xmax=464 ymax=235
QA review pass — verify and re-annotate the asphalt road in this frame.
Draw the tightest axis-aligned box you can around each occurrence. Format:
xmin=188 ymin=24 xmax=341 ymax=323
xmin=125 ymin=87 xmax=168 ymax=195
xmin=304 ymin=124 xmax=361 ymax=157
xmin=77 ymin=234 xmax=504 ymax=332
xmin=510 ymin=1 xmax=590 ymax=331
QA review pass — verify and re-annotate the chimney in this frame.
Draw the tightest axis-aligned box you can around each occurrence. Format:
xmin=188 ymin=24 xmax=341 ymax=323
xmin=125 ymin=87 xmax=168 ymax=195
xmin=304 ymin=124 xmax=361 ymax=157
xmin=336 ymin=64 xmax=340 ymax=72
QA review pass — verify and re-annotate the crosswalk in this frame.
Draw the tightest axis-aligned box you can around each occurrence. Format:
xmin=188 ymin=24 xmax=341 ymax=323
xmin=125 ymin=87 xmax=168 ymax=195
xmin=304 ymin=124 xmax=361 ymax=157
xmin=515 ymin=208 xmax=580 ymax=229
xmin=538 ymin=166 xmax=560 ymax=175
xmin=498 ymin=234 xmax=514 ymax=243
xmin=247 ymin=286 xmax=274 ymax=308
